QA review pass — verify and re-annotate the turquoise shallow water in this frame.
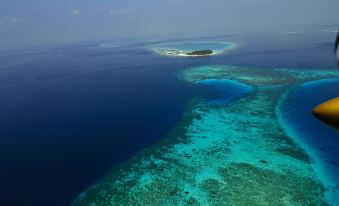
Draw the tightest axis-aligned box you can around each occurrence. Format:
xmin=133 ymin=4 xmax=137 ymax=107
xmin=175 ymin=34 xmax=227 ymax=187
xmin=73 ymin=65 xmax=339 ymax=205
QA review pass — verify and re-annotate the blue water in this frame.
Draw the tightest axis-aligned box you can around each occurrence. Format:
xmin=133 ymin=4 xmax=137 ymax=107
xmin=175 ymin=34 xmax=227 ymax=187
xmin=197 ymin=79 xmax=253 ymax=105
xmin=281 ymin=79 xmax=339 ymax=185
xmin=152 ymin=42 xmax=234 ymax=53
xmin=0 ymin=44 xmax=193 ymax=206
xmin=0 ymin=30 xmax=338 ymax=206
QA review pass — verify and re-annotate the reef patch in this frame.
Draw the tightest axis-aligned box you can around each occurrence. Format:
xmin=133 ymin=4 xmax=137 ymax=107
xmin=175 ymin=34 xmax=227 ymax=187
xmin=72 ymin=65 xmax=339 ymax=206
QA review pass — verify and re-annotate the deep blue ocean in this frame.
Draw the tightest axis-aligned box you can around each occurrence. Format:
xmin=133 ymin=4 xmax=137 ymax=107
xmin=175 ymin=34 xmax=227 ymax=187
xmin=0 ymin=31 xmax=338 ymax=206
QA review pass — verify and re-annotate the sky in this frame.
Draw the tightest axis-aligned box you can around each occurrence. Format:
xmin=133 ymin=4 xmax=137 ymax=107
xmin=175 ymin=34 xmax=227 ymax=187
xmin=0 ymin=0 xmax=339 ymax=50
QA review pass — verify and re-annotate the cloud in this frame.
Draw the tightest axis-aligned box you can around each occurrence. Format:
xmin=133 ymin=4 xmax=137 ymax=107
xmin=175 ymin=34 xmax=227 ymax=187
xmin=70 ymin=9 xmax=82 ymax=16
xmin=0 ymin=16 xmax=26 ymax=25
xmin=107 ymin=9 xmax=135 ymax=19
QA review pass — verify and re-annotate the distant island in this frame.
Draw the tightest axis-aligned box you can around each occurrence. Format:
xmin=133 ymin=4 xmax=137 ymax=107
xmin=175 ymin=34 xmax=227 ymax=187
xmin=162 ymin=49 xmax=214 ymax=56
xmin=186 ymin=49 xmax=214 ymax=56
xmin=152 ymin=41 xmax=239 ymax=57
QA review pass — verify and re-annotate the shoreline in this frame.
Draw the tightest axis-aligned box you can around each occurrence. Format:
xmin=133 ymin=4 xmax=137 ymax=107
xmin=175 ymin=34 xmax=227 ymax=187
xmin=150 ymin=41 xmax=238 ymax=57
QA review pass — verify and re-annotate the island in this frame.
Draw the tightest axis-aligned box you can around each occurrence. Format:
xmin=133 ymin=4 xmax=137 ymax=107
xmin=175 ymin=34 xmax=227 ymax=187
xmin=152 ymin=41 xmax=239 ymax=57
xmin=162 ymin=49 xmax=214 ymax=57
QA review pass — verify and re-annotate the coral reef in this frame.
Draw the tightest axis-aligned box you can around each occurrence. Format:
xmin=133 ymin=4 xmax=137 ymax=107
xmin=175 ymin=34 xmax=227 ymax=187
xmin=72 ymin=65 xmax=339 ymax=206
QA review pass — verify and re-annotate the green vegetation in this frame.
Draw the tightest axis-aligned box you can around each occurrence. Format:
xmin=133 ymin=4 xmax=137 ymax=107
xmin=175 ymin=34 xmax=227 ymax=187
xmin=186 ymin=49 xmax=213 ymax=56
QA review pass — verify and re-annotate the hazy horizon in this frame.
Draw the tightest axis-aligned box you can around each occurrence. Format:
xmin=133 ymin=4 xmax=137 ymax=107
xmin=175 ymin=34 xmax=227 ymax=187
xmin=1 ymin=0 xmax=339 ymax=50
